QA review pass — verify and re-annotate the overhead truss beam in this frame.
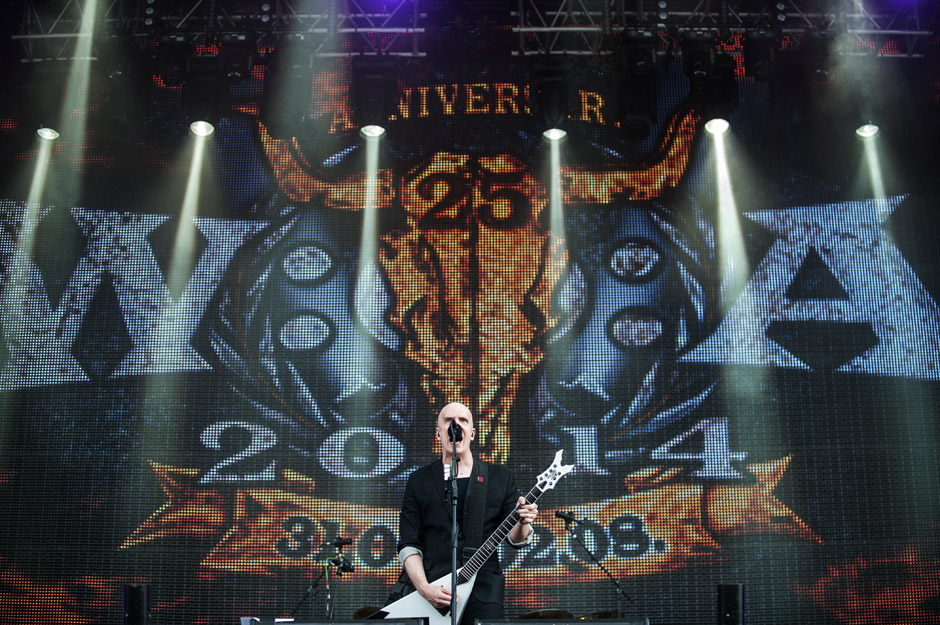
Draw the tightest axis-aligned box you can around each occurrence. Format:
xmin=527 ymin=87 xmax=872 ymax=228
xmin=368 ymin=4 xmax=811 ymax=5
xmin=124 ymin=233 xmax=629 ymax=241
xmin=10 ymin=0 xmax=936 ymax=60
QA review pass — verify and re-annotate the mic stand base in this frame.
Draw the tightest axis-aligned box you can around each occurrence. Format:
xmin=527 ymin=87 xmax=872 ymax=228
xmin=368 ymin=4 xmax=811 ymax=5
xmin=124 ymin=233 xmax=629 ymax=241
xmin=562 ymin=519 xmax=635 ymax=617
xmin=291 ymin=566 xmax=327 ymax=620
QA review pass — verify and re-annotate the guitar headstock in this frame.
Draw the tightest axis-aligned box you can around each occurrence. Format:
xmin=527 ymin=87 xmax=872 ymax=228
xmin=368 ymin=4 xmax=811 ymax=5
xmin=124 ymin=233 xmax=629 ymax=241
xmin=535 ymin=450 xmax=575 ymax=492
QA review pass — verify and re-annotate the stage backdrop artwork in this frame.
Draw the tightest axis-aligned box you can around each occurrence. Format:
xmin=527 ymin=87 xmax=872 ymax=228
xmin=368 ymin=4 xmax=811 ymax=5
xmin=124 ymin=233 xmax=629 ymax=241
xmin=1 ymin=35 xmax=940 ymax=625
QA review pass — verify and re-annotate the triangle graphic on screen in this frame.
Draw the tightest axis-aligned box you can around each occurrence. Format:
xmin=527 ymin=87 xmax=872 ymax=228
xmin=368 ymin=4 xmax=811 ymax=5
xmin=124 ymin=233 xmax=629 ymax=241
xmin=785 ymin=247 xmax=850 ymax=300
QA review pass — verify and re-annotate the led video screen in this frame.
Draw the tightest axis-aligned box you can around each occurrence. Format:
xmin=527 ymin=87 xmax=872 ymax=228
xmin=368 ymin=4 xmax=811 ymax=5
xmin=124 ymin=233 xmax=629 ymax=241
xmin=1 ymin=34 xmax=939 ymax=625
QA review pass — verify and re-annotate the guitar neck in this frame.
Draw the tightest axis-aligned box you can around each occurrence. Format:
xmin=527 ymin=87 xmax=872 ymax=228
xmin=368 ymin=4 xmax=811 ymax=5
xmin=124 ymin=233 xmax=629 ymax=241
xmin=456 ymin=484 xmax=544 ymax=584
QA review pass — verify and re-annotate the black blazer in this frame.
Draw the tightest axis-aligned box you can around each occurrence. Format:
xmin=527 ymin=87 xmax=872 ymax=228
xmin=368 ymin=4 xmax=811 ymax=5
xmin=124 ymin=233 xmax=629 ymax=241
xmin=397 ymin=458 xmax=522 ymax=605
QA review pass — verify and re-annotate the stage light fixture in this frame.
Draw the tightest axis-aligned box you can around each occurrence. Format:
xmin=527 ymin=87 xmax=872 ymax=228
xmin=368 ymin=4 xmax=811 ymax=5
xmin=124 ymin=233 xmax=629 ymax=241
xmin=350 ymin=56 xmax=398 ymax=133
xmin=622 ymin=30 xmax=656 ymax=77
xmin=259 ymin=1 xmax=274 ymax=24
xmin=656 ymin=0 xmax=668 ymax=21
xmin=743 ymin=31 xmax=776 ymax=81
xmin=619 ymin=76 xmax=656 ymax=141
xmin=531 ymin=58 xmax=572 ymax=137
xmin=190 ymin=120 xmax=214 ymax=136
xmin=681 ymin=31 xmax=716 ymax=83
xmin=801 ymin=31 xmax=833 ymax=82
xmin=705 ymin=118 xmax=729 ymax=135
xmin=37 ymin=126 xmax=60 ymax=141
xmin=856 ymin=123 xmax=879 ymax=138
xmin=260 ymin=36 xmax=313 ymax=140
xmin=691 ymin=52 xmax=739 ymax=127
xmin=360 ymin=124 xmax=386 ymax=139
xmin=27 ymin=62 xmax=67 ymax=138
xmin=542 ymin=128 xmax=567 ymax=141
xmin=158 ymin=35 xmax=190 ymax=87
xmin=98 ymin=36 xmax=153 ymax=142
xmin=143 ymin=0 xmax=156 ymax=27
xmin=619 ymin=30 xmax=658 ymax=141
xmin=184 ymin=56 xmax=224 ymax=134
xmin=220 ymin=34 xmax=255 ymax=83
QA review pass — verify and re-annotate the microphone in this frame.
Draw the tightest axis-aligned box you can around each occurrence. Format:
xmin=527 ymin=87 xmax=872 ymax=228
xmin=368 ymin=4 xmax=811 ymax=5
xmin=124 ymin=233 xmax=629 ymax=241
xmin=555 ymin=510 xmax=580 ymax=524
xmin=447 ymin=420 xmax=463 ymax=442
xmin=323 ymin=537 xmax=353 ymax=547
xmin=330 ymin=554 xmax=355 ymax=574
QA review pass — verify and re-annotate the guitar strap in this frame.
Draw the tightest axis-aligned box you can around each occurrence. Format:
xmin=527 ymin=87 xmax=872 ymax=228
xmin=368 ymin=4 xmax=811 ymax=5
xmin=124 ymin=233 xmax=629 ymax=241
xmin=463 ymin=461 xmax=488 ymax=555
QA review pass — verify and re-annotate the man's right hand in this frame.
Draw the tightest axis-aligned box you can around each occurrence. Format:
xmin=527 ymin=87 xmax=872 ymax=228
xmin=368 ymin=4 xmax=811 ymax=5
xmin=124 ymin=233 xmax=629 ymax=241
xmin=418 ymin=582 xmax=454 ymax=608
xmin=403 ymin=553 xmax=456 ymax=609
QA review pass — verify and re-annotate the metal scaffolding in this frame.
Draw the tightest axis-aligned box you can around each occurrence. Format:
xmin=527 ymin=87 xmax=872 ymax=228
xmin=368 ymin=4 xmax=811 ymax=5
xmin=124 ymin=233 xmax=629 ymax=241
xmin=9 ymin=0 xmax=937 ymax=61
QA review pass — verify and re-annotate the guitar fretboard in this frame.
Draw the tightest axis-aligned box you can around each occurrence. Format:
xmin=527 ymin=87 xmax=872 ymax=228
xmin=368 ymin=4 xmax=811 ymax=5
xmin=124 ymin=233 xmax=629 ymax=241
xmin=456 ymin=484 xmax=545 ymax=584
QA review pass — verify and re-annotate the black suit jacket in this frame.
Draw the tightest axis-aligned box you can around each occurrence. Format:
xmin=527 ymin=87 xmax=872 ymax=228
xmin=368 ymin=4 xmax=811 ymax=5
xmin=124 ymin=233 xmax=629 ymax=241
xmin=397 ymin=458 xmax=522 ymax=605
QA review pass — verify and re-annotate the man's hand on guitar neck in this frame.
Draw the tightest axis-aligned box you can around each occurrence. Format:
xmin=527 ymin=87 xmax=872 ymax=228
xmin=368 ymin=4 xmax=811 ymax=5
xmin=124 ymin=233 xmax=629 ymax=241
xmin=508 ymin=496 xmax=538 ymax=545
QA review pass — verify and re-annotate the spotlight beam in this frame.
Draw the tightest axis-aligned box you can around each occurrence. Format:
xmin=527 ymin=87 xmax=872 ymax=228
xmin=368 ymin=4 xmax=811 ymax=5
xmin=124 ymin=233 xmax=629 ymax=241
xmin=56 ymin=0 xmax=98 ymax=143
xmin=543 ymin=128 xmax=571 ymax=384
xmin=861 ymin=134 xmax=885 ymax=200
xmin=351 ymin=134 xmax=383 ymax=412
xmin=711 ymin=127 xmax=768 ymax=430
xmin=548 ymin=136 xmax=565 ymax=240
xmin=151 ymin=134 xmax=208 ymax=369
xmin=4 ymin=142 xmax=54 ymax=336
xmin=358 ymin=136 xmax=381 ymax=279
xmin=712 ymin=128 xmax=749 ymax=312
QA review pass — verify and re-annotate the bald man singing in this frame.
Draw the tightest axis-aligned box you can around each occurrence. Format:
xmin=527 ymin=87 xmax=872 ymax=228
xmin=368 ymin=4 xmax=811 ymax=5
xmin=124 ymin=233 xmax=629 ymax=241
xmin=393 ymin=402 xmax=538 ymax=624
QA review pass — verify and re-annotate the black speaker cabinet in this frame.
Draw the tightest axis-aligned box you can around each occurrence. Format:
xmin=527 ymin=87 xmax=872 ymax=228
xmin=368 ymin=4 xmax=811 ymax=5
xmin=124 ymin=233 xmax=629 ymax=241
xmin=257 ymin=620 xmax=427 ymax=625
xmin=476 ymin=619 xmax=649 ymax=625
xmin=717 ymin=583 xmax=745 ymax=625
xmin=122 ymin=583 xmax=150 ymax=625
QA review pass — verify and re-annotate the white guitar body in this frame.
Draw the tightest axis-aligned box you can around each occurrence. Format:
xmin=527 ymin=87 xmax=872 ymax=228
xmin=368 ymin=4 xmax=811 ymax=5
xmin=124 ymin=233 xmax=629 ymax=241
xmin=372 ymin=450 xmax=574 ymax=624
xmin=377 ymin=569 xmax=478 ymax=625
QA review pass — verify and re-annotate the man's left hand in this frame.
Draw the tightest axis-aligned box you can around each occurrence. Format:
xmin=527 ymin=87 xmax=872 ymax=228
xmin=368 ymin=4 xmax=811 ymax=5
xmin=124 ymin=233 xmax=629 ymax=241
xmin=517 ymin=496 xmax=538 ymax=524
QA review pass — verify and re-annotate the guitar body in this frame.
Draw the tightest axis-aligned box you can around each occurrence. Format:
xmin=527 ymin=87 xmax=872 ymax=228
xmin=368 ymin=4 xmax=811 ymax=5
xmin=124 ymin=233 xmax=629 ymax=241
xmin=372 ymin=570 xmax=478 ymax=625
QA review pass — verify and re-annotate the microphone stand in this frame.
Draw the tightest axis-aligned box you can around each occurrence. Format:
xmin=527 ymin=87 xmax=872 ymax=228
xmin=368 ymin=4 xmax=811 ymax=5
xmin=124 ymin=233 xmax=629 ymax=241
xmin=325 ymin=545 xmax=355 ymax=621
xmin=448 ymin=425 xmax=460 ymax=625
xmin=561 ymin=518 xmax=634 ymax=618
xmin=291 ymin=545 xmax=353 ymax=622
xmin=291 ymin=564 xmax=327 ymax=621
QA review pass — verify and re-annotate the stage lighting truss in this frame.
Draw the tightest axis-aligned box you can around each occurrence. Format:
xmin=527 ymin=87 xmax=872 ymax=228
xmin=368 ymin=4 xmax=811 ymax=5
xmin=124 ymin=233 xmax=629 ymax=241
xmin=511 ymin=0 xmax=936 ymax=57
xmin=8 ymin=0 xmax=935 ymax=60
xmin=11 ymin=0 xmax=424 ymax=61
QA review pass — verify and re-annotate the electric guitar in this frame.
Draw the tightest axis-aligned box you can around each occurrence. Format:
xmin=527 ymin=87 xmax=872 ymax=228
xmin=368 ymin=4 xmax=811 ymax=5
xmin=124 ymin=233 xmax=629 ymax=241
xmin=371 ymin=450 xmax=575 ymax=625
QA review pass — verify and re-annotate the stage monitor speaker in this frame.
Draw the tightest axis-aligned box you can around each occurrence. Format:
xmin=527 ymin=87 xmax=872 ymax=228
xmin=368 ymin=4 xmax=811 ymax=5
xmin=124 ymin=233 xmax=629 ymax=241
xmin=476 ymin=619 xmax=649 ymax=625
xmin=123 ymin=583 xmax=150 ymax=625
xmin=255 ymin=620 xmax=427 ymax=625
xmin=717 ymin=583 xmax=745 ymax=625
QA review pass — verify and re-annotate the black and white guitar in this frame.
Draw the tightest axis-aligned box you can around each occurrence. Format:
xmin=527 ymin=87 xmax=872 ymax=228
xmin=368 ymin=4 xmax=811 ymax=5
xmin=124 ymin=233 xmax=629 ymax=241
xmin=372 ymin=450 xmax=575 ymax=625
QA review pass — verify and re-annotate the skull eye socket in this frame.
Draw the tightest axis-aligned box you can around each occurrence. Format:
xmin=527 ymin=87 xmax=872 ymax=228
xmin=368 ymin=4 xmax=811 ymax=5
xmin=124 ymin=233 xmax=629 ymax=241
xmin=608 ymin=239 xmax=663 ymax=282
xmin=279 ymin=313 xmax=334 ymax=351
xmin=282 ymin=245 xmax=333 ymax=284
xmin=608 ymin=309 xmax=663 ymax=348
